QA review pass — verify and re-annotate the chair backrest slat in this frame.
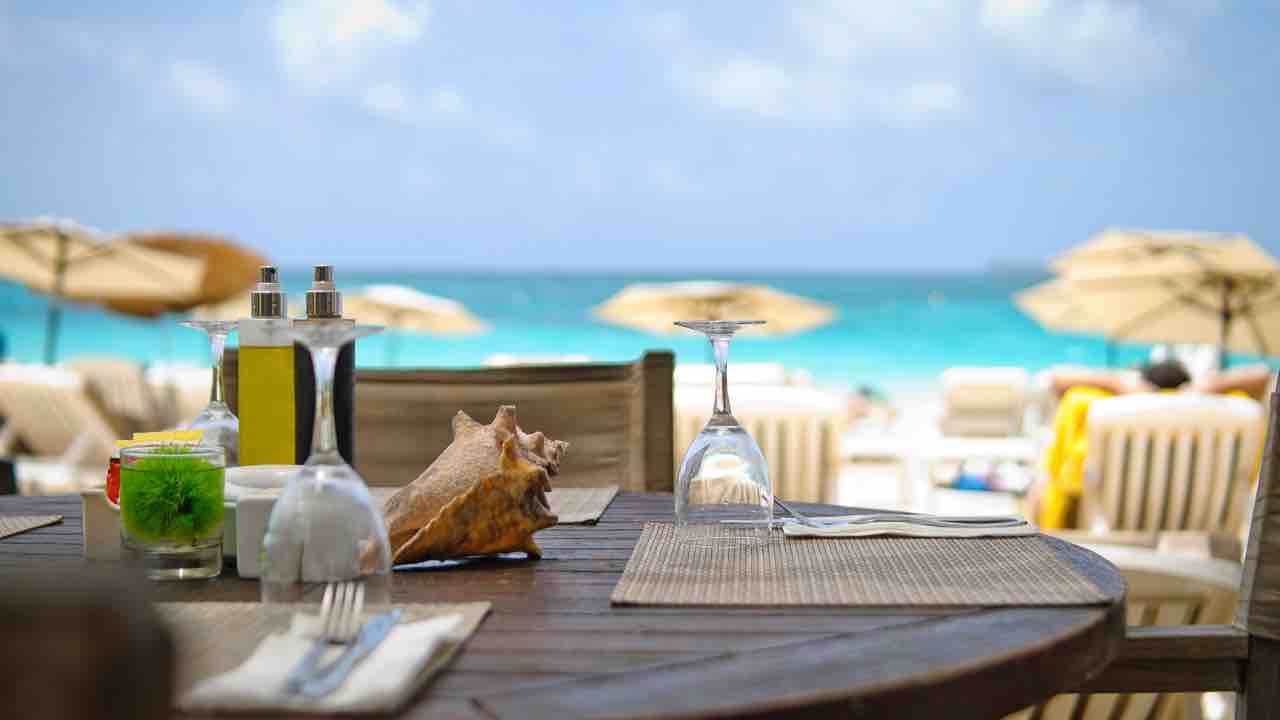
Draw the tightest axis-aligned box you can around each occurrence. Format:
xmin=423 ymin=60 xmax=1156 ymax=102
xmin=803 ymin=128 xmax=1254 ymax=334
xmin=1239 ymin=381 xmax=1280 ymax=639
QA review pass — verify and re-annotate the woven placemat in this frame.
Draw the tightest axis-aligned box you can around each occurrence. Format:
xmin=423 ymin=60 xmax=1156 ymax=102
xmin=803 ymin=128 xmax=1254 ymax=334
xmin=0 ymin=515 xmax=62 ymax=540
xmin=158 ymin=601 xmax=490 ymax=695
xmin=611 ymin=523 xmax=1108 ymax=607
xmin=549 ymin=486 xmax=619 ymax=524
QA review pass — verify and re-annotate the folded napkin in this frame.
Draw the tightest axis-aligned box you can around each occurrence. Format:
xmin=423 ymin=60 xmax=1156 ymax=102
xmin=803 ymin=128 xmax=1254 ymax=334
xmin=782 ymin=519 xmax=1039 ymax=538
xmin=181 ymin=612 xmax=461 ymax=714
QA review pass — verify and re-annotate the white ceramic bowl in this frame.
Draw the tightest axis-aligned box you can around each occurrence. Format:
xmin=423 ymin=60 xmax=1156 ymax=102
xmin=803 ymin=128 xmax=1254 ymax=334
xmin=225 ymin=465 xmax=300 ymax=578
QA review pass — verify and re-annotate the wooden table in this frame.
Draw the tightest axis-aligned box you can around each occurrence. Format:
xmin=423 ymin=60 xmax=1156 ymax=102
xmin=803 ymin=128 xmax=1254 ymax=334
xmin=0 ymin=492 xmax=1127 ymax=719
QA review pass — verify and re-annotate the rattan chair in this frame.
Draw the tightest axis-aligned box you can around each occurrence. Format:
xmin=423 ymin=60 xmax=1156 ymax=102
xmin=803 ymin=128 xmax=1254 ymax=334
xmin=225 ymin=350 xmax=674 ymax=491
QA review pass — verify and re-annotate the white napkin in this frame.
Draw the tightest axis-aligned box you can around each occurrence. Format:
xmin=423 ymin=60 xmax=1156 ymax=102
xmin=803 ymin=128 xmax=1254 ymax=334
xmin=181 ymin=613 xmax=462 ymax=714
xmin=782 ymin=519 xmax=1039 ymax=538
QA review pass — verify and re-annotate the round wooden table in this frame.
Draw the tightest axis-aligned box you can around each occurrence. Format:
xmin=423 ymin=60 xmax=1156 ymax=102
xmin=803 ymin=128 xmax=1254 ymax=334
xmin=0 ymin=492 xmax=1126 ymax=719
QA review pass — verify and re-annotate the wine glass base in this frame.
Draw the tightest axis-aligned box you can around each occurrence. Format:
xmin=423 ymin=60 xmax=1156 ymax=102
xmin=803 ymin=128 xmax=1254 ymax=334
xmin=675 ymin=522 xmax=777 ymax=549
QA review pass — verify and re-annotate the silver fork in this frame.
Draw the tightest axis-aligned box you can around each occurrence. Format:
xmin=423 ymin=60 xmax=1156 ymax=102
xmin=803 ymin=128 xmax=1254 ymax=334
xmin=284 ymin=581 xmax=366 ymax=694
xmin=773 ymin=497 xmax=1026 ymax=529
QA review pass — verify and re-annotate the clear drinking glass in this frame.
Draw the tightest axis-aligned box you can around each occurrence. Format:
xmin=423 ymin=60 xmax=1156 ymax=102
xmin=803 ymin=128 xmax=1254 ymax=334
xmin=260 ymin=323 xmax=393 ymax=605
xmin=674 ymin=320 xmax=774 ymax=547
xmin=119 ymin=442 xmax=225 ymax=580
xmin=179 ymin=320 xmax=240 ymax=466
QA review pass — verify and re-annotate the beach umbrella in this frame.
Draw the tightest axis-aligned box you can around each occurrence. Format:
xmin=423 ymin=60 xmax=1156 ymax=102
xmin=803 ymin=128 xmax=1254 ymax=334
xmin=594 ymin=281 xmax=836 ymax=337
xmin=1050 ymin=228 xmax=1247 ymax=274
xmin=344 ymin=285 xmax=488 ymax=364
xmin=1014 ymin=278 xmax=1104 ymax=335
xmin=0 ymin=218 xmax=206 ymax=363
xmin=1043 ymin=230 xmax=1280 ymax=365
xmin=103 ymin=231 xmax=269 ymax=317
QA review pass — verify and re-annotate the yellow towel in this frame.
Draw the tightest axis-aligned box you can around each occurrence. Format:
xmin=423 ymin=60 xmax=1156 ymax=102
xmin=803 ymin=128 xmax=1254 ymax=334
xmin=1040 ymin=386 xmax=1113 ymax=529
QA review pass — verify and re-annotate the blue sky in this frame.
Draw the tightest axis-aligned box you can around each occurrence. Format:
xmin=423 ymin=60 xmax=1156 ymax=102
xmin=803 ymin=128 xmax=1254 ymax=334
xmin=0 ymin=0 xmax=1276 ymax=271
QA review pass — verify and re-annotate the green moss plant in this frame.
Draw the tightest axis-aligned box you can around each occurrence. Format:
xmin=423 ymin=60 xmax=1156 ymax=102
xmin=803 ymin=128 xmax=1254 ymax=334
xmin=119 ymin=446 xmax=224 ymax=545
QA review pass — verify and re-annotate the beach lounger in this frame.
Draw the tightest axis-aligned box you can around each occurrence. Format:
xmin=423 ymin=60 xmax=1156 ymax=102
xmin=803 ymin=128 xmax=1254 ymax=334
xmin=1082 ymin=393 xmax=1264 ymax=538
xmin=67 ymin=355 xmax=165 ymax=436
xmin=938 ymin=366 xmax=1030 ymax=437
xmin=675 ymin=383 xmax=846 ymax=503
xmin=143 ymin=364 xmax=211 ymax=428
xmin=0 ymin=364 xmax=115 ymax=494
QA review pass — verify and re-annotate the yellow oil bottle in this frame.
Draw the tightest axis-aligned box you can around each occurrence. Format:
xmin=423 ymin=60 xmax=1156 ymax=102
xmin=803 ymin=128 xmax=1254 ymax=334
xmin=237 ymin=267 xmax=296 ymax=466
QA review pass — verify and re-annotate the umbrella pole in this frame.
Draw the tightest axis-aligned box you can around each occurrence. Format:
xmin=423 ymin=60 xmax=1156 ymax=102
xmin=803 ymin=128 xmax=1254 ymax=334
xmin=43 ymin=231 xmax=69 ymax=365
xmin=1220 ymin=281 xmax=1233 ymax=370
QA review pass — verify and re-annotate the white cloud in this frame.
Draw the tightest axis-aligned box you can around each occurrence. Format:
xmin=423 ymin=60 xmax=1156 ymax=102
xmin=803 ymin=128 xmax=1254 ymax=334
xmin=361 ymin=81 xmax=470 ymax=125
xmin=981 ymin=0 xmax=1183 ymax=91
xmin=361 ymin=81 xmax=409 ymax=119
xmin=273 ymin=0 xmax=428 ymax=91
xmin=684 ymin=57 xmax=791 ymax=117
xmin=887 ymin=81 xmax=965 ymax=126
xmin=169 ymin=60 xmax=237 ymax=113
xmin=429 ymin=86 xmax=467 ymax=115
xmin=789 ymin=0 xmax=966 ymax=62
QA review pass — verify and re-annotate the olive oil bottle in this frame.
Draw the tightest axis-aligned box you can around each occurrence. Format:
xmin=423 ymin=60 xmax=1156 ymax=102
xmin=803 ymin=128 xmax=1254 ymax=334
xmin=237 ymin=266 xmax=297 ymax=466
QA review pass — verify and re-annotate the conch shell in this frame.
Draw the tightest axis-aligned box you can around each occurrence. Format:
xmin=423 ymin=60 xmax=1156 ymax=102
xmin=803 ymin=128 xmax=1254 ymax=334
xmin=383 ymin=406 xmax=567 ymax=564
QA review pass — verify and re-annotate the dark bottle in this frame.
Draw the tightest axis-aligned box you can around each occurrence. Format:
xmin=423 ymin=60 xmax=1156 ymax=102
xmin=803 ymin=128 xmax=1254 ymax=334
xmin=294 ymin=265 xmax=357 ymax=465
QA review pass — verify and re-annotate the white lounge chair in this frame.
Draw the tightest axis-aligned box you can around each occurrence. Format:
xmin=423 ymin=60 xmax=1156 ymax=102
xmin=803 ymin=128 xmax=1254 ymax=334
xmin=67 ymin=355 xmax=164 ymax=436
xmin=144 ymin=364 xmax=211 ymax=428
xmin=675 ymin=384 xmax=846 ymax=503
xmin=939 ymin=367 xmax=1030 ymax=437
xmin=0 ymin=364 xmax=115 ymax=493
xmin=1082 ymin=393 xmax=1264 ymax=538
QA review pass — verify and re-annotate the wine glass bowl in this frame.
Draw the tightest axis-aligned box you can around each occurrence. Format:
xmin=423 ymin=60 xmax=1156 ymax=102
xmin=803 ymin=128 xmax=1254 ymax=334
xmin=673 ymin=320 xmax=774 ymax=548
xmin=179 ymin=320 xmax=239 ymax=466
xmin=260 ymin=323 xmax=393 ymax=605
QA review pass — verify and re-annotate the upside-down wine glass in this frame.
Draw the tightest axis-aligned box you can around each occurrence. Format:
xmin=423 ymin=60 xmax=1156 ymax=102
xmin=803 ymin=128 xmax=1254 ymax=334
xmin=674 ymin=320 xmax=774 ymax=547
xmin=179 ymin=320 xmax=240 ymax=466
xmin=260 ymin=322 xmax=392 ymax=605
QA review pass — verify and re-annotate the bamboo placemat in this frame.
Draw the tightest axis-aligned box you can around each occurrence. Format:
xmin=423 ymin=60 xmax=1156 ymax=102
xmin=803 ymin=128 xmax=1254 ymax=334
xmin=0 ymin=515 xmax=62 ymax=540
xmin=611 ymin=523 xmax=1108 ymax=607
xmin=158 ymin=601 xmax=490 ymax=694
xmin=549 ymin=486 xmax=619 ymax=524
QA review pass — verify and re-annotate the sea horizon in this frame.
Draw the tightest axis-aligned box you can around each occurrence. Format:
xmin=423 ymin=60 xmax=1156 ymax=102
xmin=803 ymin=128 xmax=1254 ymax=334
xmin=1 ymin=268 xmax=1268 ymax=397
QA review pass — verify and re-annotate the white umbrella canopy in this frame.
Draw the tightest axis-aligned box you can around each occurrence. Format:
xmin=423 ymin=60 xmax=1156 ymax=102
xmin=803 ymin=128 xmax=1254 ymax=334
xmin=1013 ymin=278 xmax=1106 ymax=335
xmin=594 ymin=281 xmax=836 ymax=337
xmin=1050 ymin=229 xmax=1271 ymax=275
xmin=1032 ymin=229 xmax=1280 ymax=360
xmin=343 ymin=285 xmax=487 ymax=335
xmin=0 ymin=218 xmax=206 ymax=362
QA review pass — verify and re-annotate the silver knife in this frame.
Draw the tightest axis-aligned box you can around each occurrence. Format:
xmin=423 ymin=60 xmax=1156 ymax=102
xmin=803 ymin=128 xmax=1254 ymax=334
xmin=297 ymin=609 xmax=403 ymax=698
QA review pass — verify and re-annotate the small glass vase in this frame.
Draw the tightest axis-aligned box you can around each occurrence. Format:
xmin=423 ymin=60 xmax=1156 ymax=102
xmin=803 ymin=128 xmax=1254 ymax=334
xmin=119 ymin=442 xmax=226 ymax=580
xmin=673 ymin=320 xmax=774 ymax=547
xmin=179 ymin=319 xmax=240 ymax=466
xmin=260 ymin=323 xmax=392 ymax=606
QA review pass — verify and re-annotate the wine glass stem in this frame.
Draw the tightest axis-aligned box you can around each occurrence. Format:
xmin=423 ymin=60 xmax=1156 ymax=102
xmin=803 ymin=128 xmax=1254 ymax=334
xmin=711 ymin=335 xmax=732 ymax=417
xmin=208 ymin=331 xmax=227 ymax=406
xmin=310 ymin=346 xmax=340 ymax=460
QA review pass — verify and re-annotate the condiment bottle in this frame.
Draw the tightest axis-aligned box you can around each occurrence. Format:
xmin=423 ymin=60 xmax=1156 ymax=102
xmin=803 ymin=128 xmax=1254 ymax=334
xmin=237 ymin=266 xmax=297 ymax=465
xmin=293 ymin=265 xmax=357 ymax=464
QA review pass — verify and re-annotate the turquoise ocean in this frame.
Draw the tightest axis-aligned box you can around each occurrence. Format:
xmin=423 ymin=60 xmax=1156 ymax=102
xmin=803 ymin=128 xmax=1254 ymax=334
xmin=2 ymin=271 xmax=1268 ymax=396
